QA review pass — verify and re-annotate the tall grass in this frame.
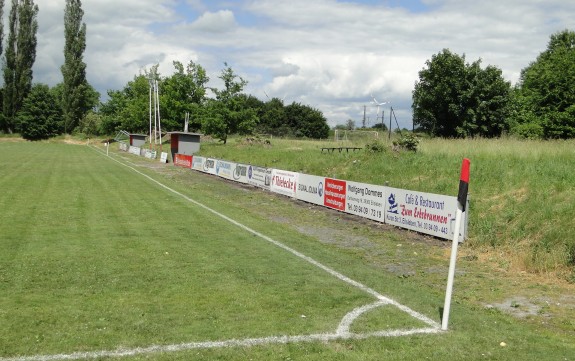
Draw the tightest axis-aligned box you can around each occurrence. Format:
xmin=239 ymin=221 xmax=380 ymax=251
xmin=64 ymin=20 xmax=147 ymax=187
xmin=199 ymin=136 xmax=575 ymax=278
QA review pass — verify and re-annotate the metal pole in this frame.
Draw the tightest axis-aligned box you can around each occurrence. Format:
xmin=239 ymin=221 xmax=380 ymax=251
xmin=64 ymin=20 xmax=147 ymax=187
xmin=442 ymin=205 xmax=463 ymax=330
xmin=382 ymin=110 xmax=385 ymax=133
xmin=156 ymin=80 xmax=162 ymax=152
xmin=442 ymin=158 xmax=470 ymax=330
xmin=149 ymin=81 xmax=153 ymax=150
xmin=389 ymin=107 xmax=393 ymax=139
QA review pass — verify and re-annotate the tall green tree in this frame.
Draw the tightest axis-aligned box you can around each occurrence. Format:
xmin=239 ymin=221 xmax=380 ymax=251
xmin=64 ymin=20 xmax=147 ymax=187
xmin=203 ymin=63 xmax=257 ymax=143
xmin=18 ymin=84 xmax=62 ymax=140
xmin=459 ymin=60 xmax=511 ymax=137
xmin=161 ymin=60 xmax=209 ymax=131
xmin=0 ymin=0 xmax=4 ymax=56
xmin=412 ymin=49 xmax=466 ymax=137
xmin=99 ymin=89 xmax=126 ymax=134
xmin=119 ymin=74 xmax=153 ymax=132
xmin=61 ymin=0 xmax=91 ymax=133
xmin=513 ymin=30 xmax=575 ymax=139
xmin=258 ymin=97 xmax=289 ymax=136
xmin=98 ymin=66 xmax=159 ymax=134
xmin=2 ymin=0 xmax=38 ymax=134
xmin=0 ymin=0 xmax=5 ymax=132
xmin=284 ymin=102 xmax=330 ymax=139
xmin=412 ymin=49 xmax=510 ymax=138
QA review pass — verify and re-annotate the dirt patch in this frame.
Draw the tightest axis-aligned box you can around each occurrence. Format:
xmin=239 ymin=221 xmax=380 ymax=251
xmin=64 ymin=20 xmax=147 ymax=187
xmin=487 ymin=294 xmax=575 ymax=320
xmin=488 ymin=296 xmax=544 ymax=319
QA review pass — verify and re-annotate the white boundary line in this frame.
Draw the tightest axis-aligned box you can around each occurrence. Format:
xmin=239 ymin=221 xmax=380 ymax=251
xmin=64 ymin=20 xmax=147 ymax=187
xmin=0 ymin=147 xmax=441 ymax=361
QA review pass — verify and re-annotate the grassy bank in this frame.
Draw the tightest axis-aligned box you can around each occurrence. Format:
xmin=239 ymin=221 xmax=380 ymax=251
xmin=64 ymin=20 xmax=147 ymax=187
xmin=197 ymin=136 xmax=575 ymax=280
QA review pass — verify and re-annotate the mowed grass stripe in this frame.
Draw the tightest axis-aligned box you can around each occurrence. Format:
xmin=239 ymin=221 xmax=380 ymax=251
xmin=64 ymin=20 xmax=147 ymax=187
xmin=0 ymin=142 xmax=389 ymax=357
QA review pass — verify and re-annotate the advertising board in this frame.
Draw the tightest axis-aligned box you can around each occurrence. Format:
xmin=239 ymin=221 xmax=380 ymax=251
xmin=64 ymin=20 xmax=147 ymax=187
xmin=232 ymin=163 xmax=249 ymax=184
xmin=160 ymin=152 xmax=168 ymax=163
xmin=270 ymin=169 xmax=298 ymax=197
xmin=247 ymin=165 xmax=271 ymax=190
xmin=324 ymin=178 xmax=346 ymax=211
xmin=191 ymin=155 xmax=205 ymax=171
xmin=345 ymin=181 xmax=386 ymax=222
xmin=384 ymin=187 xmax=466 ymax=241
xmin=174 ymin=154 xmax=192 ymax=168
xmin=216 ymin=160 xmax=236 ymax=180
xmin=129 ymin=146 xmax=140 ymax=155
xmin=144 ymin=150 xmax=157 ymax=159
xmin=201 ymin=158 xmax=217 ymax=175
xmin=296 ymin=173 xmax=325 ymax=206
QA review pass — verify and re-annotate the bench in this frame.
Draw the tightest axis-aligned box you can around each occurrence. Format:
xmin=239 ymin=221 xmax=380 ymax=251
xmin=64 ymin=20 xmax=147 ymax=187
xmin=321 ymin=147 xmax=363 ymax=153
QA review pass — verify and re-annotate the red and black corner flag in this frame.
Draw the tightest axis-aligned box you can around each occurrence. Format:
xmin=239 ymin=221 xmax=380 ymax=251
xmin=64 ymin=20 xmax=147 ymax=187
xmin=457 ymin=158 xmax=470 ymax=212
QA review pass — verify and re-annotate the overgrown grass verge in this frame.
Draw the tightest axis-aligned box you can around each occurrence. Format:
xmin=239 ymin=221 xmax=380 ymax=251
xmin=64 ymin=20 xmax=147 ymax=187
xmin=198 ymin=136 xmax=575 ymax=279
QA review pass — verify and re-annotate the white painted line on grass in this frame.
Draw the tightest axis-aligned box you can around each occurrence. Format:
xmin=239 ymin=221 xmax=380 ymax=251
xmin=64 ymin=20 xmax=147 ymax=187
xmin=1 ymin=326 xmax=440 ymax=361
xmin=97 ymin=148 xmax=440 ymax=329
xmin=336 ymin=300 xmax=388 ymax=336
xmin=0 ymin=147 xmax=442 ymax=361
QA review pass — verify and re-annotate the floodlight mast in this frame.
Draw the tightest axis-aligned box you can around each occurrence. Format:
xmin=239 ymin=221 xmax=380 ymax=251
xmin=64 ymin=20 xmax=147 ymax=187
xmin=155 ymin=80 xmax=162 ymax=152
xmin=149 ymin=79 xmax=153 ymax=150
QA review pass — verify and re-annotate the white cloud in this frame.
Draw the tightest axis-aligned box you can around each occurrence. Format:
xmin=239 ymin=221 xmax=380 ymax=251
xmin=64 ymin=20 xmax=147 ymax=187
xmin=189 ymin=10 xmax=237 ymax=32
xmin=29 ymin=0 xmax=575 ymax=128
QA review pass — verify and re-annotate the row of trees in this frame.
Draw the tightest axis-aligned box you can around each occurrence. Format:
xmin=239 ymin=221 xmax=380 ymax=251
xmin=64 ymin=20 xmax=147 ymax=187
xmin=97 ymin=61 xmax=330 ymax=142
xmin=0 ymin=1 xmax=328 ymax=142
xmin=0 ymin=0 xmax=95 ymax=140
xmin=412 ymin=29 xmax=575 ymax=139
xmin=1 ymin=1 xmax=570 ymax=142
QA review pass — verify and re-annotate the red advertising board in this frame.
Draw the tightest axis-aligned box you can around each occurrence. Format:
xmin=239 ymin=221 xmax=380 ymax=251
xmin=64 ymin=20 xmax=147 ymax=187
xmin=174 ymin=153 xmax=192 ymax=168
xmin=324 ymin=178 xmax=346 ymax=211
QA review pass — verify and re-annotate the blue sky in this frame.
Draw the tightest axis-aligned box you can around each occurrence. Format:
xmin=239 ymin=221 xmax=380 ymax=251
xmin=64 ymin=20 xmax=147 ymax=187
xmin=34 ymin=0 xmax=575 ymax=129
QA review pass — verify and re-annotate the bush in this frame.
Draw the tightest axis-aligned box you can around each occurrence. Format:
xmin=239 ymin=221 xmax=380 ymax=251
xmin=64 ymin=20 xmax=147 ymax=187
xmin=18 ymin=84 xmax=62 ymax=140
xmin=392 ymin=133 xmax=420 ymax=152
xmin=511 ymin=122 xmax=544 ymax=139
xmin=77 ymin=111 xmax=103 ymax=136
xmin=365 ymin=140 xmax=386 ymax=153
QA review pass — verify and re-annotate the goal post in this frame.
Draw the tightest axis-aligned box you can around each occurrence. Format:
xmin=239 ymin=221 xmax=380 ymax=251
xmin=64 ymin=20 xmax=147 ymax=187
xmin=334 ymin=129 xmax=379 ymax=142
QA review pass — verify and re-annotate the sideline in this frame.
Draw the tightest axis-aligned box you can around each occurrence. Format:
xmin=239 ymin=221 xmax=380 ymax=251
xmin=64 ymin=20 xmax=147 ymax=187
xmin=1 ymin=146 xmax=441 ymax=361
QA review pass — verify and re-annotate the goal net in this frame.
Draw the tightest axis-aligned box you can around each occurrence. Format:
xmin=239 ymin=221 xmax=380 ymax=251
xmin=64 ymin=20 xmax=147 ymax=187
xmin=334 ymin=129 xmax=379 ymax=142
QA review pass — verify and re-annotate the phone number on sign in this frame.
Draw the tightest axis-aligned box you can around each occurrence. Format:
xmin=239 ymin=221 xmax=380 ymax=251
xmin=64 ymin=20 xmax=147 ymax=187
xmin=422 ymin=222 xmax=449 ymax=235
xmin=348 ymin=203 xmax=382 ymax=218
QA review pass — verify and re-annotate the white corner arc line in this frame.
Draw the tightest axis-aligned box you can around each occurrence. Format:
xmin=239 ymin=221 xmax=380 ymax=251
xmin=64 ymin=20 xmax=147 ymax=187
xmin=336 ymin=300 xmax=388 ymax=336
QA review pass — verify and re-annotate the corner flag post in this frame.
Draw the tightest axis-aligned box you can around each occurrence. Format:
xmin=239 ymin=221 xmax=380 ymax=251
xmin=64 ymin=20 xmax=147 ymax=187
xmin=442 ymin=158 xmax=470 ymax=330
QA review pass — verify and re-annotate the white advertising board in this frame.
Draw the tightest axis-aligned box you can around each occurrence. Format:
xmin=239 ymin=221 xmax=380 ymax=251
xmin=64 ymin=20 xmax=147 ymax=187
xmin=296 ymin=173 xmax=325 ymax=206
xmin=191 ymin=155 xmax=205 ymax=171
xmin=247 ymin=165 xmax=271 ymax=190
xmin=160 ymin=152 xmax=168 ymax=163
xmin=384 ymin=187 xmax=466 ymax=241
xmin=119 ymin=142 xmax=128 ymax=151
xmin=144 ymin=150 xmax=157 ymax=159
xmin=270 ymin=169 xmax=298 ymax=197
xmin=201 ymin=158 xmax=217 ymax=175
xmin=129 ymin=146 xmax=140 ymax=155
xmin=216 ymin=160 xmax=236 ymax=180
xmin=345 ymin=181 xmax=386 ymax=223
xmin=232 ymin=163 xmax=249 ymax=184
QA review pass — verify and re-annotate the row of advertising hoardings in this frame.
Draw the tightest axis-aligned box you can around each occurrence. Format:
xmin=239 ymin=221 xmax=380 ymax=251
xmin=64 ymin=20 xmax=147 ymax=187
xmin=173 ymin=153 xmax=468 ymax=241
xmin=120 ymin=142 xmax=162 ymax=161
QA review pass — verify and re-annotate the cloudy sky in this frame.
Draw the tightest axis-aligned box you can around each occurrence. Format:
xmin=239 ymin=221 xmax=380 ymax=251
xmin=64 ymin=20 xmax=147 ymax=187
xmin=33 ymin=0 xmax=575 ymax=129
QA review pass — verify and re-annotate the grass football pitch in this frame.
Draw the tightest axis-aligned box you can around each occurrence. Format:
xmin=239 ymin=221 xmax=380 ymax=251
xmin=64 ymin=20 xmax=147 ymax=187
xmin=0 ymin=142 xmax=439 ymax=360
